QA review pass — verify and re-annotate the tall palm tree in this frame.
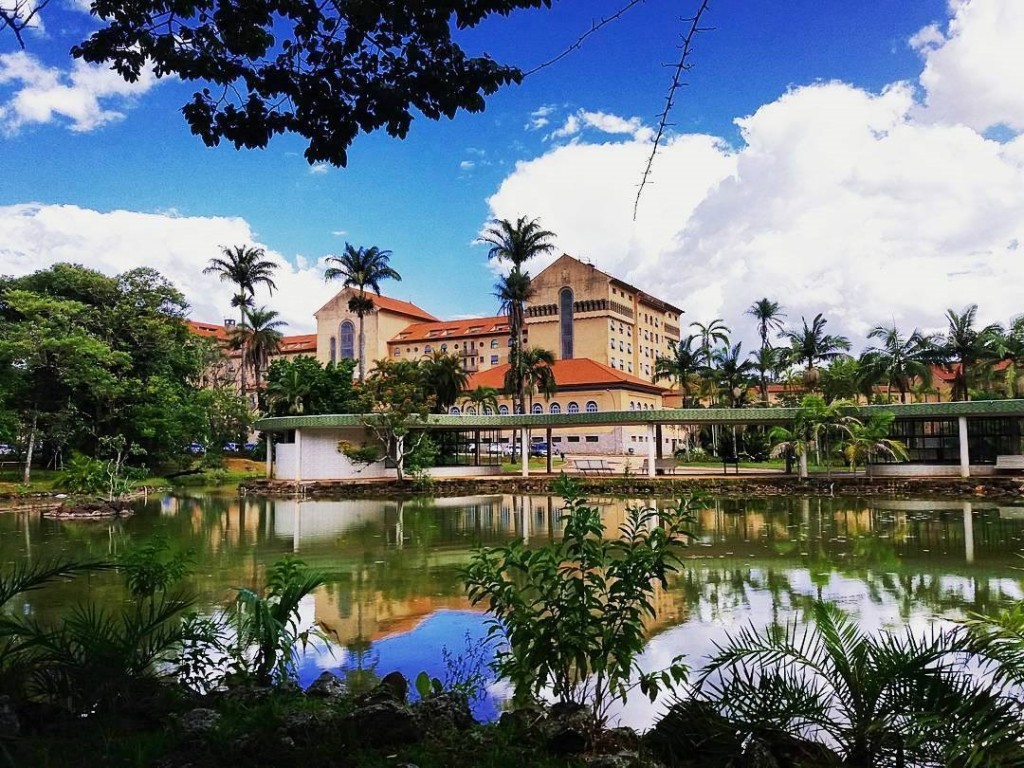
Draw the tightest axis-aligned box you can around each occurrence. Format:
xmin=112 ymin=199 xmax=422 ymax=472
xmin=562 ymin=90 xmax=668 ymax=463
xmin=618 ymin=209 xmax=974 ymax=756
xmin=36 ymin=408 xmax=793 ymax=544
xmin=940 ymin=305 xmax=1003 ymax=401
xmin=324 ymin=243 xmax=402 ymax=382
xmin=518 ymin=347 xmax=557 ymax=410
xmin=654 ymin=334 xmax=708 ymax=407
xmin=861 ymin=323 xmax=937 ymax=403
xmin=690 ymin=318 xmax=731 ymax=358
xmin=711 ymin=342 xmax=755 ymax=407
xmin=746 ymin=298 xmax=785 ymax=401
xmin=479 ymin=217 xmax=556 ymax=415
xmin=204 ymin=244 xmax=279 ymax=402
xmin=461 ymin=386 xmax=501 ymax=415
xmin=784 ymin=313 xmax=851 ymax=388
xmin=421 ymin=351 xmax=469 ymax=413
xmin=749 ymin=346 xmax=782 ymax=404
xmin=265 ymin=364 xmax=312 ymax=416
xmin=233 ymin=306 xmax=286 ymax=394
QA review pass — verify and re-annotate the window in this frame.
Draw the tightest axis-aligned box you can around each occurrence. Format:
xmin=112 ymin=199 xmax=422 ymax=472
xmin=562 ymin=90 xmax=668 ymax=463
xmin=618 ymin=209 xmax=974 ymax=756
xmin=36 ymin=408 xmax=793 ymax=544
xmin=484 ymin=406 xmax=494 ymax=415
xmin=626 ymin=327 xmax=631 ymax=337
xmin=585 ymin=401 xmax=598 ymax=413
xmin=585 ymin=436 xmax=599 ymax=443
xmin=453 ymin=343 xmax=459 ymax=350
xmin=508 ymin=338 xmax=514 ymax=346
xmin=339 ymin=321 xmax=355 ymax=359
xmin=440 ymin=344 xmax=448 ymax=352
xmin=619 ymin=323 xmax=624 ymax=334
xmin=424 ymin=344 xmax=433 ymax=353
xmin=393 ymin=347 xmax=400 ymax=356
xmin=559 ymin=287 xmax=574 ymax=359
xmin=619 ymin=361 xmax=625 ymax=370
xmin=552 ymin=436 xmax=562 ymax=443
xmin=627 ymin=343 xmax=632 ymax=353
xmin=490 ymin=339 xmax=498 ymax=348
xmin=567 ymin=402 xmax=579 ymax=413
xmin=491 ymin=355 xmax=499 ymax=365
xmin=449 ymin=406 xmax=461 ymax=415
xmin=644 ymin=330 xmax=650 ymax=340
xmin=499 ymin=405 xmax=509 ymax=415
xmin=610 ymin=321 xmax=616 ymax=331
xmin=550 ymin=403 xmax=561 ymax=414
xmin=628 ymin=363 xmax=633 ymax=373
xmin=619 ymin=340 xmax=624 ymax=351
xmin=466 ymin=406 xmax=477 ymax=415
xmin=532 ymin=403 xmax=543 ymax=414
xmin=567 ymin=436 xmax=580 ymax=443
xmin=629 ymin=401 xmax=635 ymax=411
xmin=610 ymin=357 xmax=616 ymax=367
xmin=329 ymin=337 xmax=336 ymax=364
xmin=610 ymin=339 xmax=616 ymax=349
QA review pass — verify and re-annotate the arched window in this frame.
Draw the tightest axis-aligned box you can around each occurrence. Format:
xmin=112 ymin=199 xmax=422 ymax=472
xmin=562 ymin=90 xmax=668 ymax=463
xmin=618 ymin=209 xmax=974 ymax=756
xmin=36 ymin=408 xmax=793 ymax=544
xmin=424 ymin=344 xmax=433 ymax=353
xmin=629 ymin=401 xmax=635 ymax=411
xmin=567 ymin=401 xmax=579 ymax=414
xmin=532 ymin=403 xmax=543 ymax=414
xmin=449 ymin=406 xmax=461 ymax=415
xmin=585 ymin=401 xmax=598 ymax=413
xmin=559 ymin=287 xmax=574 ymax=359
xmin=484 ymin=406 xmax=495 ymax=415
xmin=490 ymin=339 xmax=499 ymax=348
xmin=440 ymin=344 xmax=448 ymax=353
xmin=507 ymin=338 xmax=514 ymax=347
xmin=499 ymin=405 xmax=509 ymax=415
xmin=466 ymin=406 xmax=477 ymax=415
xmin=549 ymin=403 xmax=561 ymax=414
xmin=329 ymin=337 xmax=336 ymax=364
xmin=339 ymin=321 xmax=355 ymax=360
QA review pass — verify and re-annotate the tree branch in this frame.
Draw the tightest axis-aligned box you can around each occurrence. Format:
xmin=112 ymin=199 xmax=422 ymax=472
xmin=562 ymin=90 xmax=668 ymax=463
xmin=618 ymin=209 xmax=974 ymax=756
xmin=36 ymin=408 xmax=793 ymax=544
xmin=634 ymin=0 xmax=712 ymax=221
xmin=522 ymin=0 xmax=647 ymax=78
xmin=0 ymin=0 xmax=49 ymax=48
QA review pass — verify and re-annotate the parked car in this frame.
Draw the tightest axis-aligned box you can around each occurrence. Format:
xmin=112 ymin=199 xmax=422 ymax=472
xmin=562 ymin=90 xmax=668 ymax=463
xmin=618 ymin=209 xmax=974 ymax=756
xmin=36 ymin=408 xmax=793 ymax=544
xmin=529 ymin=442 xmax=549 ymax=458
xmin=222 ymin=442 xmax=241 ymax=452
xmin=486 ymin=443 xmax=513 ymax=456
xmin=0 ymin=444 xmax=15 ymax=456
xmin=186 ymin=442 xmax=206 ymax=455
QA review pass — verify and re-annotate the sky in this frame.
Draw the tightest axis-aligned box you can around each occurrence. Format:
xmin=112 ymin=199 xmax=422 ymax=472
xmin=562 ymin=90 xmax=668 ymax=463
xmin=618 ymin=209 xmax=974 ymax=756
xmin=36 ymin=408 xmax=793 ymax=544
xmin=1 ymin=0 xmax=1022 ymax=350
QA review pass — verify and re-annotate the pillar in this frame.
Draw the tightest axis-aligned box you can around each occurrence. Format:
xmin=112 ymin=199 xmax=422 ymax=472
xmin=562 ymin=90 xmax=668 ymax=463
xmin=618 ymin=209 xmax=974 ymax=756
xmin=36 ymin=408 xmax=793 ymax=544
xmin=521 ymin=427 xmax=529 ymax=477
xmin=293 ymin=499 xmax=301 ymax=553
xmin=546 ymin=427 xmax=553 ymax=474
xmin=265 ymin=433 xmax=273 ymax=478
xmin=647 ymin=423 xmax=657 ymax=478
xmin=958 ymin=416 xmax=970 ymax=478
xmin=656 ymin=424 xmax=664 ymax=460
xmin=963 ymin=501 xmax=974 ymax=564
xmin=294 ymin=429 xmax=302 ymax=486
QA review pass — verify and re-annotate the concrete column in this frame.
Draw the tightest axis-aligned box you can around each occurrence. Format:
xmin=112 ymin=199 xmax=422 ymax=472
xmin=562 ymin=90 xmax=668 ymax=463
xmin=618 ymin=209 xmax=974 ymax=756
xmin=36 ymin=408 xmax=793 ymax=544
xmin=958 ymin=416 xmax=970 ymax=478
xmin=520 ymin=494 xmax=530 ymax=544
xmin=265 ymin=433 xmax=273 ymax=478
xmin=656 ymin=424 xmax=664 ymax=460
xmin=963 ymin=501 xmax=975 ymax=564
xmin=294 ymin=429 xmax=302 ymax=486
xmin=293 ymin=499 xmax=301 ymax=553
xmin=521 ymin=427 xmax=529 ymax=477
xmin=647 ymin=423 xmax=657 ymax=478
xmin=546 ymin=427 xmax=553 ymax=474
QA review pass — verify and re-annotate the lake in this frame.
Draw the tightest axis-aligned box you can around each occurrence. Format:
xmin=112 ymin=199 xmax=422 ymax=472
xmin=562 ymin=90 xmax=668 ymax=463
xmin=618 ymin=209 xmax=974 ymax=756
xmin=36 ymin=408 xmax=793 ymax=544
xmin=2 ymin=491 xmax=1023 ymax=728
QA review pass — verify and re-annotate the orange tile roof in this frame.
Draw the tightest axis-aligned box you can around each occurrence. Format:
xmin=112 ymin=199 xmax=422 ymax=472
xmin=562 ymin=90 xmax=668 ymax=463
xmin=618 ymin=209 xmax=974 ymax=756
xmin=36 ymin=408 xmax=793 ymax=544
xmin=187 ymin=319 xmax=231 ymax=341
xmin=187 ymin=321 xmax=316 ymax=358
xmin=315 ymin=290 xmax=437 ymax=322
xmin=467 ymin=358 xmax=667 ymax=394
xmin=278 ymin=334 xmax=317 ymax=354
xmin=390 ymin=315 xmax=509 ymax=344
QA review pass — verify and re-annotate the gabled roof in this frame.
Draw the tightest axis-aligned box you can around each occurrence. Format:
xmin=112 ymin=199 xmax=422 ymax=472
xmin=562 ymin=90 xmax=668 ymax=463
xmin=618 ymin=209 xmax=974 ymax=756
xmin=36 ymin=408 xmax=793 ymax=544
xmin=467 ymin=358 xmax=667 ymax=395
xmin=278 ymin=334 xmax=317 ymax=354
xmin=187 ymin=319 xmax=231 ymax=341
xmin=535 ymin=253 xmax=684 ymax=316
xmin=187 ymin=321 xmax=316 ymax=358
xmin=314 ymin=289 xmax=437 ymax=322
xmin=390 ymin=316 xmax=509 ymax=344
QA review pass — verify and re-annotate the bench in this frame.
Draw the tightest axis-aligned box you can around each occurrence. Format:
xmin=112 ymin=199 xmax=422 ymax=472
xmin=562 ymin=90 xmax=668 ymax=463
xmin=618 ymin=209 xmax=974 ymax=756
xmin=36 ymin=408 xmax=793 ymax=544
xmin=722 ymin=455 xmax=740 ymax=475
xmin=573 ymin=459 xmax=615 ymax=475
xmin=995 ymin=455 xmax=1024 ymax=473
xmin=639 ymin=458 xmax=680 ymax=475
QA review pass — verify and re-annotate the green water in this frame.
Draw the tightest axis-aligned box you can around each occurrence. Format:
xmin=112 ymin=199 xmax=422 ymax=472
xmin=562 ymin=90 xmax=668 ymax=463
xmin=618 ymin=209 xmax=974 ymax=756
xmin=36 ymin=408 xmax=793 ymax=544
xmin=2 ymin=491 xmax=1022 ymax=726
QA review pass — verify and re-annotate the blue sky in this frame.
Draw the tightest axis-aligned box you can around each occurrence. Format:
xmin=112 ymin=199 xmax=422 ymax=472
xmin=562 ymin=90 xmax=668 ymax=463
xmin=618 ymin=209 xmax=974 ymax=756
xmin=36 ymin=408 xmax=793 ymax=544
xmin=2 ymin=0 xmax=1022 ymax=346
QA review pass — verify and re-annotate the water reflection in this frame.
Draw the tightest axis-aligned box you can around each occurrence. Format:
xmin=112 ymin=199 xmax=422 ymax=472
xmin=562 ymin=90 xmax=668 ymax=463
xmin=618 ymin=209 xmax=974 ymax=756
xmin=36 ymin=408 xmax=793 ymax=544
xmin=1 ymin=492 xmax=1023 ymax=726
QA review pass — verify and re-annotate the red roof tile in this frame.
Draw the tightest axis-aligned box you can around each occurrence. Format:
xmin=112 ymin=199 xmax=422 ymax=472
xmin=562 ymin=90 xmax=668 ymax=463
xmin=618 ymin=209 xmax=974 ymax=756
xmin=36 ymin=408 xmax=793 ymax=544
xmin=278 ymin=334 xmax=317 ymax=354
xmin=390 ymin=316 xmax=509 ymax=344
xmin=315 ymin=290 xmax=437 ymax=322
xmin=467 ymin=358 xmax=666 ymax=394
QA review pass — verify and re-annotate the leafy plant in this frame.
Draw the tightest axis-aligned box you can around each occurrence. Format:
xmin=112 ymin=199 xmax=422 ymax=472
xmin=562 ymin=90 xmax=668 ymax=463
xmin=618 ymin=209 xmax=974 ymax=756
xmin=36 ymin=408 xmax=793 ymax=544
xmin=464 ymin=475 xmax=693 ymax=726
xmin=226 ymin=556 xmax=326 ymax=686
xmin=337 ymin=440 xmax=383 ymax=464
xmin=119 ymin=537 xmax=193 ymax=598
xmin=58 ymin=452 xmax=107 ymax=495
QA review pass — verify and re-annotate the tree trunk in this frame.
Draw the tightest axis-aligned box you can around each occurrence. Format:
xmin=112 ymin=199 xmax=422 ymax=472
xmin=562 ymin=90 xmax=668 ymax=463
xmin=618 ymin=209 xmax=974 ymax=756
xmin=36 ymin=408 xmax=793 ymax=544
xmin=23 ymin=411 xmax=37 ymax=485
xmin=394 ymin=434 xmax=404 ymax=481
xmin=357 ymin=310 xmax=367 ymax=383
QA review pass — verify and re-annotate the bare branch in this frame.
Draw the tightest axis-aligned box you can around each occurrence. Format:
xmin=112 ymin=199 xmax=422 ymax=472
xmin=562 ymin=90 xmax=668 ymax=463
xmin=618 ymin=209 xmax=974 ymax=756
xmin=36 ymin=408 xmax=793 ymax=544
xmin=522 ymin=0 xmax=647 ymax=78
xmin=633 ymin=0 xmax=712 ymax=221
xmin=0 ymin=0 xmax=49 ymax=49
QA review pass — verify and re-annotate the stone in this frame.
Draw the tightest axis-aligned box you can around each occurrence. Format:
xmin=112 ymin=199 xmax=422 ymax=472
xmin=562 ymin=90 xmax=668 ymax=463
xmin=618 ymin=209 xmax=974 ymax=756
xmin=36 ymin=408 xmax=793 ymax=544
xmin=644 ymin=699 xmax=741 ymax=766
xmin=413 ymin=692 xmax=476 ymax=733
xmin=342 ymin=700 xmax=422 ymax=747
xmin=306 ymin=671 xmax=347 ymax=699
xmin=544 ymin=701 xmax=594 ymax=756
xmin=177 ymin=708 xmax=221 ymax=737
xmin=379 ymin=670 xmax=409 ymax=702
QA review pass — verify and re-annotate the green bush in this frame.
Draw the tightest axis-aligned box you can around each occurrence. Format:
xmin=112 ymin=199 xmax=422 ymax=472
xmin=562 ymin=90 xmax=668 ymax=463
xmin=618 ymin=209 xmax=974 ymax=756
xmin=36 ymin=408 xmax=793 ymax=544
xmin=464 ymin=474 xmax=694 ymax=726
xmin=58 ymin=453 xmax=107 ymax=495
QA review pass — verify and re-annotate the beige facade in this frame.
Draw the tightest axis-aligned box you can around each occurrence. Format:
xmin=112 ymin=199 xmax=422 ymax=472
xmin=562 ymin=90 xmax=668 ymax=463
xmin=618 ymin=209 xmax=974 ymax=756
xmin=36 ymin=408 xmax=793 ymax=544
xmin=314 ymin=289 xmax=437 ymax=369
xmin=526 ymin=254 xmax=683 ymax=382
xmin=385 ymin=316 xmax=511 ymax=374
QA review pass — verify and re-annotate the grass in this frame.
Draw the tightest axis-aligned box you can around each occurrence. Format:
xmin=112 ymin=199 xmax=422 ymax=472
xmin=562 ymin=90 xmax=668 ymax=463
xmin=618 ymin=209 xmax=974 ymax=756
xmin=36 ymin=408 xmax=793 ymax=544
xmin=499 ymin=458 xmax=568 ymax=473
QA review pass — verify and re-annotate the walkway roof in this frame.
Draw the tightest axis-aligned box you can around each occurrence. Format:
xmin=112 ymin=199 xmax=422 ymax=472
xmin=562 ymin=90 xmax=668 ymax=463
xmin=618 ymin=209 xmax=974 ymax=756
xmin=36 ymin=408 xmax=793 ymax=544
xmin=254 ymin=398 xmax=1024 ymax=432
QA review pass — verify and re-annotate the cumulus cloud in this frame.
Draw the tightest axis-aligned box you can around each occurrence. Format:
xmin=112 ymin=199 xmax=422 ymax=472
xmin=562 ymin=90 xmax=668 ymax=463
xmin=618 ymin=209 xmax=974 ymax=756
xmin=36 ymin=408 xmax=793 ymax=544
xmin=0 ymin=51 xmax=159 ymax=133
xmin=913 ymin=0 xmax=1024 ymax=131
xmin=0 ymin=204 xmax=334 ymax=333
xmin=547 ymin=109 xmax=654 ymax=143
xmin=486 ymin=1 xmax=1024 ymax=351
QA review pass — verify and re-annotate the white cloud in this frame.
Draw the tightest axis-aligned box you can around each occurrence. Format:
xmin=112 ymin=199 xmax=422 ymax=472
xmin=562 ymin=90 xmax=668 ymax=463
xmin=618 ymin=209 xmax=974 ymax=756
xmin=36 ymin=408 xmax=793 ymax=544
xmin=546 ymin=109 xmax=654 ymax=143
xmin=330 ymin=229 xmax=348 ymax=237
xmin=0 ymin=52 xmax=160 ymax=133
xmin=0 ymin=203 xmax=334 ymax=333
xmin=526 ymin=105 xmax=556 ymax=130
xmin=913 ymin=0 xmax=1024 ymax=131
xmin=309 ymin=163 xmax=330 ymax=175
xmin=459 ymin=159 xmax=476 ymax=171
xmin=486 ymin=79 xmax=1024 ymax=350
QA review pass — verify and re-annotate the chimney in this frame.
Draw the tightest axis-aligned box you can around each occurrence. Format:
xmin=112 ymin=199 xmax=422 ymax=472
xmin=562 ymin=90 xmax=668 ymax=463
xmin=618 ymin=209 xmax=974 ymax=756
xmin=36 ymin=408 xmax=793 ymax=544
xmin=224 ymin=318 xmax=236 ymax=328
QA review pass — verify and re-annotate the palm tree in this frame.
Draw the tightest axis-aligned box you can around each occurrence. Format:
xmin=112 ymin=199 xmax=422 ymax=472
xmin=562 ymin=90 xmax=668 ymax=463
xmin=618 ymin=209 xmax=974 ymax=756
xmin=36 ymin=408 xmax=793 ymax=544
xmin=421 ymin=351 xmax=469 ymax=413
xmin=479 ymin=216 xmax=556 ymax=416
xmin=204 ymin=244 xmax=279 ymax=402
xmin=861 ymin=323 xmax=938 ymax=403
xmin=939 ymin=305 xmax=1003 ymax=401
xmin=746 ymin=298 xmax=785 ymax=401
xmin=697 ymin=601 xmax=1013 ymax=767
xmin=324 ymin=244 xmax=402 ymax=382
xmin=690 ymin=318 xmax=731 ymax=358
xmin=841 ymin=412 xmax=910 ymax=473
xmin=518 ymin=347 xmax=557 ymax=410
xmin=711 ymin=343 xmax=755 ymax=407
xmin=783 ymin=313 xmax=851 ymax=388
xmin=654 ymin=335 xmax=707 ymax=407
xmin=461 ymin=386 xmax=501 ymax=415
xmin=265 ymin=364 xmax=312 ymax=415
xmin=233 ymin=306 xmax=286 ymax=394
xmin=769 ymin=395 xmax=857 ymax=478
xmin=749 ymin=346 xmax=783 ymax=404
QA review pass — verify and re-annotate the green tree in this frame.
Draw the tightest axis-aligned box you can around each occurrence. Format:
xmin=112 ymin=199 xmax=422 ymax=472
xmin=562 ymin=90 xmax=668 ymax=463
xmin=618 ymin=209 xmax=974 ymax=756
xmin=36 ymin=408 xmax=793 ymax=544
xmin=711 ymin=342 xmax=754 ymax=407
xmin=769 ymin=394 xmax=858 ymax=478
xmin=461 ymin=386 xmax=501 ymax=415
xmin=519 ymin=347 xmax=557 ymax=410
xmin=690 ymin=318 xmax=731 ymax=359
xmin=654 ymin=334 xmax=708 ymax=407
xmin=783 ymin=313 xmax=851 ymax=389
xmin=861 ymin=323 xmax=937 ymax=403
xmin=841 ymin=411 xmax=909 ymax=473
xmin=746 ymin=298 xmax=786 ymax=402
xmin=203 ymin=245 xmax=279 ymax=404
xmin=233 ymin=305 xmax=286 ymax=396
xmin=264 ymin=356 xmax=358 ymax=417
xmin=819 ymin=356 xmax=873 ymax=404
xmin=324 ymin=244 xmax=402 ymax=383
xmin=357 ymin=359 xmax=434 ymax=481
xmin=421 ymin=351 xmax=470 ymax=413
xmin=940 ymin=305 xmax=1003 ymax=401
xmin=480 ymin=216 xmax=556 ymax=415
